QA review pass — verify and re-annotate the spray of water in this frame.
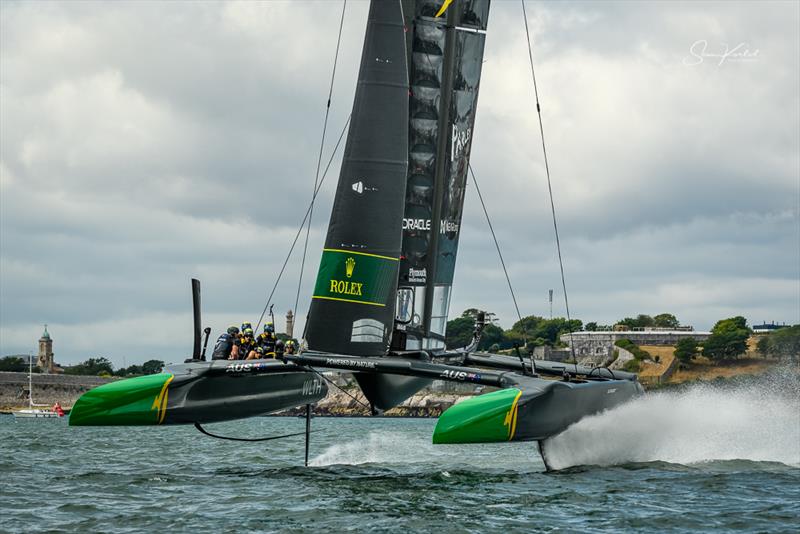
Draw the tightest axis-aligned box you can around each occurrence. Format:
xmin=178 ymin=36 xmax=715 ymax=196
xmin=310 ymin=431 xmax=433 ymax=467
xmin=542 ymin=373 xmax=800 ymax=470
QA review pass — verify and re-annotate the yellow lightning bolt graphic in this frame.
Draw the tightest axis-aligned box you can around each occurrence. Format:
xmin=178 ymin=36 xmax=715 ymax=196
xmin=435 ymin=0 xmax=454 ymax=18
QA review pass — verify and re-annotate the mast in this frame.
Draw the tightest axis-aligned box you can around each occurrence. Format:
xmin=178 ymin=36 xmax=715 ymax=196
xmin=28 ymin=352 xmax=33 ymax=408
xmin=422 ymin=1 xmax=458 ymax=340
xmin=396 ymin=0 xmax=491 ymax=350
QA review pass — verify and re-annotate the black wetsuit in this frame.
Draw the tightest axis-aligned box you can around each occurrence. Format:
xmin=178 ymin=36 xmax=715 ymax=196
xmin=211 ymin=332 xmax=234 ymax=360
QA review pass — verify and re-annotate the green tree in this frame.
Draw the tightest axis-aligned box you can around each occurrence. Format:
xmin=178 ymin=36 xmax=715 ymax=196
xmin=447 ymin=310 xmax=508 ymax=350
xmin=478 ymin=324 xmax=505 ymax=351
xmin=445 ymin=315 xmax=475 ymax=349
xmin=674 ymin=337 xmax=699 ymax=363
xmin=142 ymin=360 xmax=165 ymax=375
xmin=767 ymin=325 xmax=800 ymax=359
xmin=654 ymin=313 xmax=680 ymax=329
xmin=0 ymin=356 xmax=28 ymax=372
xmin=64 ymin=357 xmax=114 ymax=376
xmin=509 ymin=315 xmax=544 ymax=339
xmin=531 ymin=317 xmax=582 ymax=346
xmin=618 ymin=314 xmax=655 ymax=329
xmin=703 ymin=316 xmax=750 ymax=362
xmin=756 ymin=336 xmax=771 ymax=357
xmin=584 ymin=322 xmax=598 ymax=331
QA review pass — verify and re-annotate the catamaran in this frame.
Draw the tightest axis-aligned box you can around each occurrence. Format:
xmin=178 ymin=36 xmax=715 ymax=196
xmin=68 ymin=0 xmax=643 ymax=466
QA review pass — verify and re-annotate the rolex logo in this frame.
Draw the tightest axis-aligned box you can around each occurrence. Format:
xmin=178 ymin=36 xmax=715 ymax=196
xmin=345 ymin=257 xmax=356 ymax=278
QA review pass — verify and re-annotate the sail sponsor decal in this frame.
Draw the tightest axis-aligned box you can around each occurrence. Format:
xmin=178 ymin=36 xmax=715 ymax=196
xmin=408 ymin=267 xmax=427 ymax=283
xmin=351 ymin=181 xmax=378 ymax=195
xmin=403 ymin=218 xmax=431 ymax=231
xmin=313 ymin=248 xmax=399 ymax=307
xmin=440 ymin=219 xmax=459 ymax=235
xmin=325 ymin=357 xmax=377 ymax=369
xmin=451 ymin=124 xmax=472 ymax=162
xmin=302 ymin=378 xmax=324 ymax=396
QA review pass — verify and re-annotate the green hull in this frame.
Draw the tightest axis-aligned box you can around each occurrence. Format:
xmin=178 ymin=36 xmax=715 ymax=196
xmin=433 ymin=388 xmax=523 ymax=444
xmin=433 ymin=378 xmax=644 ymax=444
xmin=69 ymin=373 xmax=173 ymax=426
xmin=69 ymin=360 xmax=327 ymax=426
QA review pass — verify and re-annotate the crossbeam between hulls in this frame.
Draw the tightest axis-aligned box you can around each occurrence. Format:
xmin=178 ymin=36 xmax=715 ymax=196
xmin=284 ymin=351 xmax=519 ymax=389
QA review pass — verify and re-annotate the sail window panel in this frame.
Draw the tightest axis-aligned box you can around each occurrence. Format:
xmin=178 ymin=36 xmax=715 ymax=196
xmin=413 ymin=22 xmax=445 ymax=56
xmin=411 ymin=86 xmax=440 ymax=120
xmin=410 ymin=117 xmax=439 ymax=152
xmin=459 ymin=0 xmax=490 ymax=29
xmin=405 ymin=338 xmax=422 ymax=350
xmin=423 ymin=337 xmax=446 ymax=350
xmin=351 ymin=318 xmax=386 ymax=343
xmin=408 ymin=150 xmax=436 ymax=178
xmin=417 ymin=0 xmax=447 ymax=19
xmin=453 ymin=32 xmax=486 ymax=91
xmin=403 ymin=235 xmax=429 ymax=264
xmin=406 ymin=176 xmax=434 ymax=207
xmin=410 ymin=286 xmax=427 ymax=327
xmin=429 ymin=285 xmax=452 ymax=334
xmin=412 ymin=52 xmax=443 ymax=88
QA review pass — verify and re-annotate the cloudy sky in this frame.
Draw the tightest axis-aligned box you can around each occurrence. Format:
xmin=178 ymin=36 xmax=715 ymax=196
xmin=1 ymin=0 xmax=798 ymax=367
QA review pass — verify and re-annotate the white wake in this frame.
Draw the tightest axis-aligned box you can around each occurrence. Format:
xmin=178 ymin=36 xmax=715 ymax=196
xmin=310 ymin=431 xmax=434 ymax=467
xmin=542 ymin=375 xmax=800 ymax=470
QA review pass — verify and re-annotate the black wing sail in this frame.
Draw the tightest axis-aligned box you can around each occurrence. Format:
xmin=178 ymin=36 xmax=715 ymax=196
xmin=396 ymin=0 xmax=491 ymax=350
xmin=305 ymin=0 xmax=410 ymax=357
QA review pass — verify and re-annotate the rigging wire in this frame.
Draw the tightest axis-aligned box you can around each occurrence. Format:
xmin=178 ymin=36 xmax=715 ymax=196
xmin=306 ymin=365 xmax=372 ymax=413
xmin=294 ymin=0 xmax=348 ymax=322
xmin=255 ymin=115 xmax=352 ymax=332
xmin=467 ymin=164 xmax=525 ymax=343
xmin=520 ymin=0 xmax=577 ymax=363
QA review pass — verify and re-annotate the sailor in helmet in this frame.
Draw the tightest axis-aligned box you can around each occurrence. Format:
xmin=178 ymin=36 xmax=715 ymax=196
xmin=212 ymin=325 xmax=239 ymax=360
xmin=238 ymin=328 xmax=258 ymax=360
xmin=285 ymin=339 xmax=297 ymax=355
xmin=256 ymin=322 xmax=277 ymax=358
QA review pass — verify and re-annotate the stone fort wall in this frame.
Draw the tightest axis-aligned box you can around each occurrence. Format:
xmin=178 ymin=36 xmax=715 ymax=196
xmin=0 ymin=372 xmax=117 ymax=409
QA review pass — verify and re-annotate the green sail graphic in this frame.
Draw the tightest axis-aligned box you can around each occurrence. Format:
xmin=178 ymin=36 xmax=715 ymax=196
xmin=312 ymin=249 xmax=399 ymax=307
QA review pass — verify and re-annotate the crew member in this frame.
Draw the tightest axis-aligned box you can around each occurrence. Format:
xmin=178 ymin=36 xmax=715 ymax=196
xmin=237 ymin=328 xmax=257 ymax=360
xmin=256 ymin=323 xmax=276 ymax=358
xmin=247 ymin=346 xmax=266 ymax=360
xmin=285 ymin=339 xmax=296 ymax=355
xmin=212 ymin=326 xmax=239 ymax=360
xmin=274 ymin=339 xmax=285 ymax=359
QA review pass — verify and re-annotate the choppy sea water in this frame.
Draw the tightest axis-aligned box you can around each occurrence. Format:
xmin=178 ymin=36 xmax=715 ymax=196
xmin=2 ymin=378 xmax=799 ymax=533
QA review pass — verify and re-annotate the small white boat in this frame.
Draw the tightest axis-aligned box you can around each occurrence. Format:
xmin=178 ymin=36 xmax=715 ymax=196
xmin=13 ymin=408 xmax=61 ymax=419
xmin=12 ymin=355 xmax=65 ymax=421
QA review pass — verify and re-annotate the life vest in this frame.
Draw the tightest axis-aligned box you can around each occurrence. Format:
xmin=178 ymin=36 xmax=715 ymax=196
xmin=237 ymin=336 xmax=256 ymax=357
xmin=257 ymin=332 xmax=276 ymax=354
xmin=211 ymin=332 xmax=234 ymax=360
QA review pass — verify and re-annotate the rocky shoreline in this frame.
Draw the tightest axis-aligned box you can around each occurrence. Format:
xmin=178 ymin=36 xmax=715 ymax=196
xmin=278 ymin=386 xmax=473 ymax=417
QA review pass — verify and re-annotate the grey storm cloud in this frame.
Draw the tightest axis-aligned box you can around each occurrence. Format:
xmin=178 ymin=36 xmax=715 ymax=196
xmin=1 ymin=0 xmax=798 ymax=367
